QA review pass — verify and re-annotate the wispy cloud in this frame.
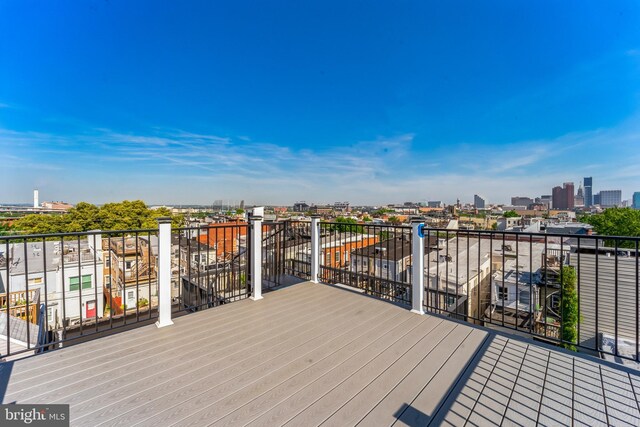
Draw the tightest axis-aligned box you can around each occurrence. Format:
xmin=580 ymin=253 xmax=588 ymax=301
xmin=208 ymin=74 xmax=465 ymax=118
xmin=1 ymin=114 xmax=639 ymax=205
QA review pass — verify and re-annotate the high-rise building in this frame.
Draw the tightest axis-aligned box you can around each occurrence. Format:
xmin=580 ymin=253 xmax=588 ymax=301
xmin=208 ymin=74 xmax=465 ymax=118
xmin=598 ymin=190 xmax=622 ymax=207
xmin=584 ymin=177 xmax=593 ymax=207
xmin=633 ymin=192 xmax=640 ymax=210
xmin=473 ymin=195 xmax=486 ymax=209
xmin=552 ymin=182 xmax=575 ymax=210
xmin=511 ymin=196 xmax=533 ymax=207
xmin=575 ymin=184 xmax=584 ymax=207
xmin=594 ymin=193 xmax=600 ymax=206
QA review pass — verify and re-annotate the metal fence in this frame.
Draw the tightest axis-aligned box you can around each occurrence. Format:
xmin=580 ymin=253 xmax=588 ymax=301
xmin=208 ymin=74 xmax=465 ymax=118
xmin=418 ymin=228 xmax=640 ymax=362
xmin=3 ymin=219 xmax=639 ymax=364
xmin=173 ymin=224 xmax=250 ymax=313
xmin=316 ymin=222 xmax=412 ymax=306
xmin=0 ymin=229 xmax=159 ymax=358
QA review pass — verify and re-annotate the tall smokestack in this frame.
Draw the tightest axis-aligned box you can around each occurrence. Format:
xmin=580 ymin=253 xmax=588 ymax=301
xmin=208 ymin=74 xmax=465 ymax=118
xmin=33 ymin=189 xmax=39 ymax=209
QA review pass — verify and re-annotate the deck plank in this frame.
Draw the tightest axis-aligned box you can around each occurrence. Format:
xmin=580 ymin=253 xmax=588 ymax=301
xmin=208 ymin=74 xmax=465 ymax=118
xmin=3 ymin=284 xmax=332 ymax=403
xmin=431 ymin=335 xmax=509 ymax=427
xmin=210 ymin=314 xmax=431 ymax=426
xmin=5 ymin=283 xmax=327 ymax=389
xmin=162 ymin=302 xmax=406 ymax=426
xmin=316 ymin=323 xmax=466 ymax=427
xmin=393 ymin=328 xmax=488 ymax=426
xmin=82 ymin=289 xmax=394 ymax=425
xmin=0 ymin=281 xmax=637 ymax=427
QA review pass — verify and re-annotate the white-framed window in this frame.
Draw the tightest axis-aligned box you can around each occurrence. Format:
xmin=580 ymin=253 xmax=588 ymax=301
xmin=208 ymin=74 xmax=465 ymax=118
xmin=28 ymin=277 xmax=43 ymax=285
xmin=335 ymin=251 xmax=340 ymax=262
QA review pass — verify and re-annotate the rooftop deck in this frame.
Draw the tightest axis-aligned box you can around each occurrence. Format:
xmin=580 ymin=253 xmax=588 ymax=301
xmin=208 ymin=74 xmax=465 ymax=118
xmin=1 ymin=281 xmax=639 ymax=426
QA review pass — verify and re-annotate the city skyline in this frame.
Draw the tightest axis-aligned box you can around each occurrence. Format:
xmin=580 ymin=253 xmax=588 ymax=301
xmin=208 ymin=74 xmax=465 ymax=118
xmin=2 ymin=1 xmax=640 ymax=205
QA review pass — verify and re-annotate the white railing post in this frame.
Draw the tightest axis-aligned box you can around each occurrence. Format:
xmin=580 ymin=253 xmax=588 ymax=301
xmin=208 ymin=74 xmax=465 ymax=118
xmin=310 ymin=216 xmax=320 ymax=283
xmin=156 ymin=217 xmax=174 ymax=328
xmin=250 ymin=211 xmax=263 ymax=301
xmin=411 ymin=220 xmax=425 ymax=315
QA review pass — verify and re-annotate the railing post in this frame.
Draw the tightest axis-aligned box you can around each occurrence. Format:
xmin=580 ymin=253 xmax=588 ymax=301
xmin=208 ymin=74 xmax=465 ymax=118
xmin=310 ymin=216 xmax=321 ymax=283
xmin=250 ymin=211 xmax=264 ymax=301
xmin=156 ymin=217 xmax=174 ymax=328
xmin=411 ymin=220 xmax=425 ymax=315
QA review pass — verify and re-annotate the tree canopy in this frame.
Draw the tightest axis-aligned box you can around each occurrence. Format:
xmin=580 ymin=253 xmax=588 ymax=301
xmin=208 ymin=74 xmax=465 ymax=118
xmin=13 ymin=200 xmax=184 ymax=234
xmin=583 ymin=207 xmax=640 ymax=238
xmin=325 ymin=216 xmax=364 ymax=233
xmin=502 ymin=210 xmax=520 ymax=218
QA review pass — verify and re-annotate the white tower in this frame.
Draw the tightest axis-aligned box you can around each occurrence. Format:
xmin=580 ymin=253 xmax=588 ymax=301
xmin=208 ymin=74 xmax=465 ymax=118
xmin=33 ymin=189 xmax=39 ymax=209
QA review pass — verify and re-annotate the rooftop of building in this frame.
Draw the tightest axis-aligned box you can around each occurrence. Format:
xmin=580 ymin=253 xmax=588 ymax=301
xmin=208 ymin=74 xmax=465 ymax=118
xmin=2 ymin=282 xmax=638 ymax=426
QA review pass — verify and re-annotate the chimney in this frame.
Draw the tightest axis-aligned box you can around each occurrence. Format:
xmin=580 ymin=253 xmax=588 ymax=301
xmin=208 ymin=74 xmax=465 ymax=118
xmin=33 ymin=189 xmax=39 ymax=209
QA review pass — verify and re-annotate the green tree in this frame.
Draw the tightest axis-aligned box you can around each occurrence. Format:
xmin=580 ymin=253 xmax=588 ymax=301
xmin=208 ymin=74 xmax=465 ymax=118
xmin=560 ymin=265 xmax=578 ymax=351
xmin=583 ymin=208 xmax=640 ymax=247
xmin=503 ymin=210 xmax=520 ymax=218
xmin=372 ymin=208 xmax=394 ymax=216
xmin=328 ymin=217 xmax=364 ymax=233
xmin=13 ymin=200 xmax=184 ymax=233
xmin=388 ymin=216 xmax=401 ymax=225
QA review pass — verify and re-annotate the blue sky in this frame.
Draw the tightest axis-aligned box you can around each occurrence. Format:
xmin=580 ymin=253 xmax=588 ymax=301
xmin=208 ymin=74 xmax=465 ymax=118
xmin=1 ymin=1 xmax=639 ymax=205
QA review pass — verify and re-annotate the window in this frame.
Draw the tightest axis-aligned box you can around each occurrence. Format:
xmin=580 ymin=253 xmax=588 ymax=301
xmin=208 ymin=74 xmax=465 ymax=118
xmin=519 ymin=290 xmax=530 ymax=305
xmin=335 ymin=251 xmax=340 ymax=262
xmin=446 ymin=295 xmax=457 ymax=306
xmin=497 ymin=286 xmax=508 ymax=301
xmin=345 ymin=252 xmax=349 ymax=262
xmin=70 ymin=275 xmax=92 ymax=291
xmin=325 ymin=253 xmax=330 ymax=264
xmin=28 ymin=277 xmax=43 ymax=285
xmin=125 ymin=261 xmax=133 ymax=269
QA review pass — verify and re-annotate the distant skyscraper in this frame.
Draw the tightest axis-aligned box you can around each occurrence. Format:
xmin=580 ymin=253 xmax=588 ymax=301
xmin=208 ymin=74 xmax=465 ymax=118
xmin=594 ymin=193 xmax=600 ymax=206
xmin=598 ymin=190 xmax=622 ymax=207
xmin=552 ymin=182 xmax=575 ymax=210
xmin=633 ymin=192 xmax=640 ymax=210
xmin=584 ymin=177 xmax=593 ymax=207
xmin=474 ymin=195 xmax=486 ymax=209
xmin=575 ymin=184 xmax=584 ymax=207
xmin=511 ymin=196 xmax=534 ymax=207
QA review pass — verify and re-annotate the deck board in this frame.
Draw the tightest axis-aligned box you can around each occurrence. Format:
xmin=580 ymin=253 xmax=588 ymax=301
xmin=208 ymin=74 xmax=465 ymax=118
xmin=0 ymin=281 xmax=639 ymax=426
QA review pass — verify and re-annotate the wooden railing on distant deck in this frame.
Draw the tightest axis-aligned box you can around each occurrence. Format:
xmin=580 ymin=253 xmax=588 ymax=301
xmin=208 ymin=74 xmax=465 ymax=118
xmin=0 ymin=288 xmax=40 ymax=324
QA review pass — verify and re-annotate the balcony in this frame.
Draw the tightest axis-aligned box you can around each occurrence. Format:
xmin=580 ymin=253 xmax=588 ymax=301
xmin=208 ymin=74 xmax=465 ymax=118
xmin=0 ymin=281 xmax=638 ymax=426
xmin=0 ymin=218 xmax=639 ymax=425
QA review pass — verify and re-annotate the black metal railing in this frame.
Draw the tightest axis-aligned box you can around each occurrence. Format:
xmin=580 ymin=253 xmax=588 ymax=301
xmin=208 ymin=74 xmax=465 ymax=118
xmin=4 ymin=219 xmax=639 ymax=365
xmin=0 ymin=229 xmax=159 ymax=358
xmin=173 ymin=223 xmax=250 ymax=313
xmin=427 ymin=225 xmax=640 ymax=362
xmin=317 ymin=222 xmax=413 ymax=306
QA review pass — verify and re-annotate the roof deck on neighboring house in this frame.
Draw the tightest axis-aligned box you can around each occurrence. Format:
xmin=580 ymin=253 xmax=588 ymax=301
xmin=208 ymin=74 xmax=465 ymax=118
xmin=1 ymin=281 xmax=638 ymax=427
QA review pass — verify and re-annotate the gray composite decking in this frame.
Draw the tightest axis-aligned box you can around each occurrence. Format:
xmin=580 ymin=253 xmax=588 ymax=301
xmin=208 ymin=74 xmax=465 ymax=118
xmin=1 ymin=281 xmax=639 ymax=426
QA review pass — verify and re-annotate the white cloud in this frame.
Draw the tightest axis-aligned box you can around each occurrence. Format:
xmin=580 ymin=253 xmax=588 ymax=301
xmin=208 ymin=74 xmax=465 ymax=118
xmin=2 ymin=115 xmax=640 ymax=205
